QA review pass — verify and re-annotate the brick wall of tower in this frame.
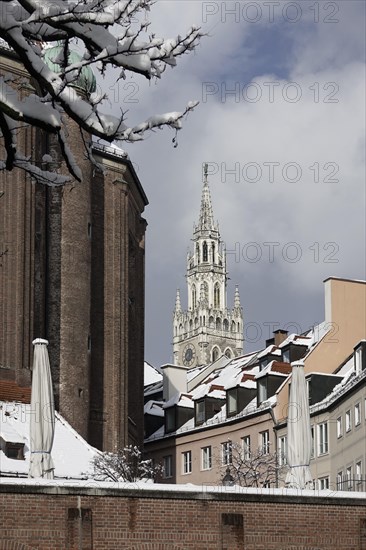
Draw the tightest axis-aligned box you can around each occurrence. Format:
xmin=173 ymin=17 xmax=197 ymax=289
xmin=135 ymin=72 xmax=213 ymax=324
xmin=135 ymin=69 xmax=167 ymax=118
xmin=56 ymin=124 xmax=93 ymax=440
xmin=0 ymin=484 xmax=365 ymax=550
xmin=0 ymin=51 xmax=147 ymax=451
xmin=0 ymin=55 xmax=36 ymax=390
xmin=88 ymin=154 xmax=147 ymax=451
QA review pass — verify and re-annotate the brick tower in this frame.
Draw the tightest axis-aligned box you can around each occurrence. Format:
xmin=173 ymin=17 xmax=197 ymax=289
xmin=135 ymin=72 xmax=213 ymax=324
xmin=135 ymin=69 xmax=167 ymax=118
xmin=0 ymin=43 xmax=147 ymax=451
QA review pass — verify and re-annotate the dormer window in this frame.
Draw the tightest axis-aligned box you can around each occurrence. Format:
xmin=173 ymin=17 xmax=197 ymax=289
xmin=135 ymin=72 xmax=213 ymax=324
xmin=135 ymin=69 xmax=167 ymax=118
xmin=282 ymin=349 xmax=290 ymax=363
xmin=260 ymin=358 xmax=269 ymax=371
xmin=0 ymin=438 xmax=25 ymax=460
xmin=195 ymin=395 xmax=224 ymax=426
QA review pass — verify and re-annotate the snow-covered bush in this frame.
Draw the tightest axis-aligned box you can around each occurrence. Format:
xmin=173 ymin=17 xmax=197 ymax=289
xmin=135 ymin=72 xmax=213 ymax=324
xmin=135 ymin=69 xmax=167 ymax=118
xmin=92 ymin=445 xmax=161 ymax=482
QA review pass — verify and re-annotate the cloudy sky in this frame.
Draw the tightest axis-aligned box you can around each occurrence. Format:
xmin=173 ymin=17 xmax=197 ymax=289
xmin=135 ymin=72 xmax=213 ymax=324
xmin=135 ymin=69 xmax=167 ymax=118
xmin=108 ymin=1 xmax=365 ymax=367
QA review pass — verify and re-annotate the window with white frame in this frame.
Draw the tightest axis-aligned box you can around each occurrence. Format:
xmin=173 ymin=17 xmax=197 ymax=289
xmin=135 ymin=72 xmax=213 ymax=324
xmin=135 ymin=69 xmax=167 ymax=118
xmin=182 ymin=451 xmax=192 ymax=474
xmin=346 ymin=466 xmax=352 ymax=489
xmin=260 ymin=430 xmax=270 ymax=455
xmin=318 ymin=476 xmax=329 ymax=490
xmin=201 ymin=446 xmax=212 ymax=470
xmin=242 ymin=436 xmax=251 ymax=460
xmin=310 ymin=426 xmax=315 ymax=458
xmin=355 ymin=403 xmax=361 ymax=426
xmin=221 ymin=441 xmax=232 ymax=465
xmin=336 ymin=416 xmax=343 ymax=438
xmin=356 ymin=461 xmax=362 ymax=482
xmin=278 ymin=435 xmax=287 ymax=466
xmin=337 ymin=471 xmax=343 ymax=490
xmin=318 ymin=422 xmax=328 ymax=455
xmin=163 ymin=455 xmax=172 ymax=479
xmin=345 ymin=410 xmax=351 ymax=432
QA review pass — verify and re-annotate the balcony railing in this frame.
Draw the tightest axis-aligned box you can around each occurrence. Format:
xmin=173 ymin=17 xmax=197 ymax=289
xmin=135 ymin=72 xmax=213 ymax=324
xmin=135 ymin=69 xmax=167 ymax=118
xmin=336 ymin=478 xmax=366 ymax=492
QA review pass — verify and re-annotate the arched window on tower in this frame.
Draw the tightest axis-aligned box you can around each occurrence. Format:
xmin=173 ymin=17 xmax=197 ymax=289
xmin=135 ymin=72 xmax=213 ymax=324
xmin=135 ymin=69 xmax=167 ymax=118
xmin=203 ymin=241 xmax=208 ymax=262
xmin=192 ymin=285 xmax=197 ymax=309
xmin=212 ymin=347 xmax=220 ymax=362
xmin=212 ymin=243 xmax=215 ymax=264
xmin=196 ymin=243 xmax=200 ymax=264
xmin=214 ymin=283 xmax=220 ymax=309
xmin=223 ymin=319 xmax=229 ymax=331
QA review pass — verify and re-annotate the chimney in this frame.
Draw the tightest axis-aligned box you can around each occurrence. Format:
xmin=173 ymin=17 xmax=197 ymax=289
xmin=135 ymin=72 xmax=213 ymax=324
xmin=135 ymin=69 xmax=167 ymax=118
xmin=273 ymin=329 xmax=288 ymax=347
xmin=161 ymin=363 xmax=190 ymax=402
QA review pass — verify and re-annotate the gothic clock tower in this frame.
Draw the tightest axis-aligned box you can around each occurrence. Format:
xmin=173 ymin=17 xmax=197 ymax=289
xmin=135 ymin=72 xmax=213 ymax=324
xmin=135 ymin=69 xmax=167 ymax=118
xmin=173 ymin=165 xmax=244 ymax=367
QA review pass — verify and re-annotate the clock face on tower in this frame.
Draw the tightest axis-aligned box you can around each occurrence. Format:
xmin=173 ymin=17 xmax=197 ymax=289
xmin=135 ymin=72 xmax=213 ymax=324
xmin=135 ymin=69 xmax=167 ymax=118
xmin=183 ymin=343 xmax=196 ymax=367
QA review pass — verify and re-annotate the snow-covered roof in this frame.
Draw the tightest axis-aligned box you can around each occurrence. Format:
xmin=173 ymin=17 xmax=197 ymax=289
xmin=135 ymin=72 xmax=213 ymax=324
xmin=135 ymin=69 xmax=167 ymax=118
xmin=257 ymin=345 xmax=281 ymax=359
xmin=279 ymin=333 xmax=312 ymax=349
xmin=92 ymin=141 xmax=129 ymax=160
xmin=163 ymin=393 xmax=194 ymax=409
xmin=144 ymin=362 xmax=163 ymax=387
xmin=0 ymin=401 xmax=97 ymax=479
xmin=310 ymin=360 xmax=364 ymax=415
xmin=144 ymin=400 xmax=164 ymax=417
xmin=255 ymin=361 xmax=292 ymax=380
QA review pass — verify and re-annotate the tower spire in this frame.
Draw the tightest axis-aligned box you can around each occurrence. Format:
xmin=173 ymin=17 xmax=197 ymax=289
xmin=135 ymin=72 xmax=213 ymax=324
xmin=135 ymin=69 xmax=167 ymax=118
xmin=198 ymin=163 xmax=216 ymax=232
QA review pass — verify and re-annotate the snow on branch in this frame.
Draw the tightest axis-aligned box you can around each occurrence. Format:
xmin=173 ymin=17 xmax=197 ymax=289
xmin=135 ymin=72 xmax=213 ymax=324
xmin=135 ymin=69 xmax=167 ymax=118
xmin=92 ymin=445 xmax=162 ymax=482
xmin=0 ymin=0 xmax=203 ymax=184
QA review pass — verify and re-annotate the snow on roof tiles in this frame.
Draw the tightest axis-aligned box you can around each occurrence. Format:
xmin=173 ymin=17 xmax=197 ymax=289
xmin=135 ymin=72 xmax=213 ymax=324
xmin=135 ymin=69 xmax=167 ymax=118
xmin=144 ymin=400 xmax=164 ymax=417
xmin=0 ymin=401 xmax=97 ymax=479
xmin=144 ymin=362 xmax=163 ymax=387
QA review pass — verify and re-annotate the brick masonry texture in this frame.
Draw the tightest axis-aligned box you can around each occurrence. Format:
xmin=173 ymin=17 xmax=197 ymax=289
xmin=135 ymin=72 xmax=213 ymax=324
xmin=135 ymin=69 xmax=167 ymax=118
xmin=0 ymin=51 xmax=148 ymax=452
xmin=0 ymin=484 xmax=365 ymax=549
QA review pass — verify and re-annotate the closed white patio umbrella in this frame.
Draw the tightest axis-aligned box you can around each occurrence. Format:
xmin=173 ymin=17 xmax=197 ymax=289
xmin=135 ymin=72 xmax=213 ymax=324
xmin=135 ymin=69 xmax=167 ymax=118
xmin=285 ymin=360 xmax=313 ymax=489
xmin=29 ymin=339 xmax=55 ymax=479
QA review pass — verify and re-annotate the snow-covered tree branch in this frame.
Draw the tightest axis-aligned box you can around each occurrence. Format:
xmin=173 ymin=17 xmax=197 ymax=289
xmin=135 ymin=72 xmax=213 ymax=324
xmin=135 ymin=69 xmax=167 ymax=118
xmin=0 ymin=0 xmax=203 ymax=184
xmin=92 ymin=445 xmax=162 ymax=482
xmin=218 ymin=442 xmax=286 ymax=488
